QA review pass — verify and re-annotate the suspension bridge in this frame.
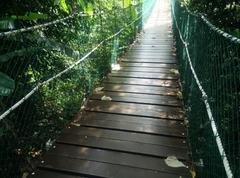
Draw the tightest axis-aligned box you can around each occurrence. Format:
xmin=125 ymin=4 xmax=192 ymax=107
xmin=0 ymin=0 xmax=239 ymax=178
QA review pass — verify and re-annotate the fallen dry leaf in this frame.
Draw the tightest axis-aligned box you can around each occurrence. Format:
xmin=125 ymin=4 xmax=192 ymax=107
xmin=101 ymin=95 xmax=112 ymax=101
xmin=111 ymin=64 xmax=121 ymax=71
xmin=95 ymin=87 xmax=104 ymax=93
xmin=164 ymin=156 xmax=188 ymax=168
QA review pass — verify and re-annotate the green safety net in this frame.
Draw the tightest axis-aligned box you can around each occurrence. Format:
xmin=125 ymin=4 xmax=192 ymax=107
xmin=0 ymin=0 xmax=155 ymax=177
xmin=172 ymin=0 xmax=240 ymax=177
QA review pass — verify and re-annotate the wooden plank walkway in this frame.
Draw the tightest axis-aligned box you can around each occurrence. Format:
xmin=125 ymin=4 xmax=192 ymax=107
xmin=30 ymin=0 xmax=191 ymax=177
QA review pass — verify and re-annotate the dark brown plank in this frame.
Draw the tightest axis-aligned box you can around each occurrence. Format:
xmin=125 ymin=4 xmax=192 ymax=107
xmin=131 ymin=46 xmax=173 ymax=51
xmin=63 ymin=126 xmax=187 ymax=147
xmin=137 ymin=42 xmax=174 ymax=46
xmin=77 ymin=118 xmax=185 ymax=137
xmin=39 ymin=155 xmax=185 ymax=178
xmin=144 ymin=31 xmax=172 ymax=34
xmin=121 ymin=58 xmax=176 ymax=63
xmin=120 ymin=62 xmax=177 ymax=68
xmin=138 ymin=43 xmax=174 ymax=46
xmin=125 ymin=50 xmax=175 ymax=56
xmin=141 ymin=32 xmax=173 ymax=36
xmin=46 ymin=144 xmax=190 ymax=176
xmin=91 ymin=91 xmax=181 ymax=106
xmin=85 ymin=100 xmax=184 ymax=120
xmin=57 ymin=134 xmax=188 ymax=160
xmin=129 ymin=49 xmax=175 ymax=53
xmin=102 ymin=83 xmax=179 ymax=96
xmin=29 ymin=170 xmax=86 ymax=178
xmin=82 ymin=112 xmax=185 ymax=130
xmin=126 ymin=52 xmax=175 ymax=57
xmin=104 ymin=77 xmax=179 ymax=88
xmin=131 ymin=43 xmax=173 ymax=46
xmin=110 ymin=71 xmax=178 ymax=80
xmin=137 ymin=38 xmax=173 ymax=41
xmin=141 ymin=33 xmax=173 ymax=36
xmin=119 ymin=66 xmax=177 ymax=73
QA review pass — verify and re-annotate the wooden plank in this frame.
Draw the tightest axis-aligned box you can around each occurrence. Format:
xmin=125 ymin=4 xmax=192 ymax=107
xmin=125 ymin=53 xmax=175 ymax=57
xmin=46 ymin=144 xmax=190 ymax=176
xmin=104 ymin=77 xmax=179 ymax=88
xmin=125 ymin=51 xmax=175 ymax=56
xmin=121 ymin=59 xmax=176 ymax=64
xmin=138 ymin=42 xmax=174 ymax=46
xmin=63 ymin=126 xmax=187 ymax=147
xmin=85 ymin=100 xmax=184 ymax=120
xmin=129 ymin=49 xmax=175 ymax=53
xmin=137 ymin=42 xmax=174 ymax=46
xmin=133 ymin=44 xmax=172 ymax=46
xmin=81 ymin=112 xmax=185 ymax=130
xmin=57 ymin=134 xmax=188 ymax=160
xmin=119 ymin=66 xmax=176 ymax=73
xmin=39 ymin=155 xmax=184 ymax=178
xmin=144 ymin=31 xmax=172 ymax=34
xmin=91 ymin=91 xmax=181 ymax=106
xmin=77 ymin=118 xmax=185 ymax=137
xmin=131 ymin=45 xmax=173 ymax=50
xmin=77 ymin=119 xmax=185 ymax=137
xmin=28 ymin=170 xmax=86 ymax=178
xmin=141 ymin=35 xmax=173 ymax=39
xmin=137 ymin=38 xmax=173 ymax=41
xmin=102 ymin=83 xmax=179 ymax=96
xmin=126 ymin=52 xmax=175 ymax=56
xmin=144 ymin=28 xmax=172 ymax=32
xmin=120 ymin=62 xmax=177 ymax=68
xmin=110 ymin=71 xmax=178 ymax=80
xmin=137 ymin=39 xmax=173 ymax=42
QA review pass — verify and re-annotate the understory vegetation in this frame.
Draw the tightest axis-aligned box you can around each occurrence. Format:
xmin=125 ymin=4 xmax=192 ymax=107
xmin=0 ymin=0 xmax=148 ymax=177
xmin=182 ymin=0 xmax=240 ymax=37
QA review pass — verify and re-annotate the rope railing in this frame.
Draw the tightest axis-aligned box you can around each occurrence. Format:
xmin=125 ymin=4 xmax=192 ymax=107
xmin=0 ymin=0 xmax=156 ymax=177
xmin=200 ymin=15 xmax=240 ymax=44
xmin=171 ymin=0 xmax=240 ymax=177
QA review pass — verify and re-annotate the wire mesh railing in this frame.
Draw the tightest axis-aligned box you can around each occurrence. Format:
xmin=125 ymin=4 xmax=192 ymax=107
xmin=0 ymin=0 xmax=155 ymax=177
xmin=171 ymin=0 xmax=240 ymax=177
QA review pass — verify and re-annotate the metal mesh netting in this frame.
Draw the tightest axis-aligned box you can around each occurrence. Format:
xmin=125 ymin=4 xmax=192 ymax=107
xmin=0 ymin=0 xmax=155 ymax=177
xmin=172 ymin=0 xmax=240 ymax=177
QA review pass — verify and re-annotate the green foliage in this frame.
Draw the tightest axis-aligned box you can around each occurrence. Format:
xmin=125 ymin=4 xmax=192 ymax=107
xmin=182 ymin=0 xmax=240 ymax=37
xmin=123 ymin=0 xmax=132 ymax=8
xmin=59 ymin=0 xmax=70 ymax=13
xmin=77 ymin=0 xmax=94 ymax=15
xmin=0 ymin=20 xmax=14 ymax=30
xmin=0 ymin=72 xmax=15 ymax=96
xmin=85 ymin=2 xmax=94 ymax=15
xmin=11 ymin=12 xmax=48 ymax=21
xmin=0 ymin=0 xmax=144 ymax=177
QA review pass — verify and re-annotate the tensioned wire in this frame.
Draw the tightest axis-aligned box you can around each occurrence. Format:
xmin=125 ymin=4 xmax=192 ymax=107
xmin=0 ymin=1 xmax=153 ymax=121
xmin=171 ymin=1 xmax=237 ymax=178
